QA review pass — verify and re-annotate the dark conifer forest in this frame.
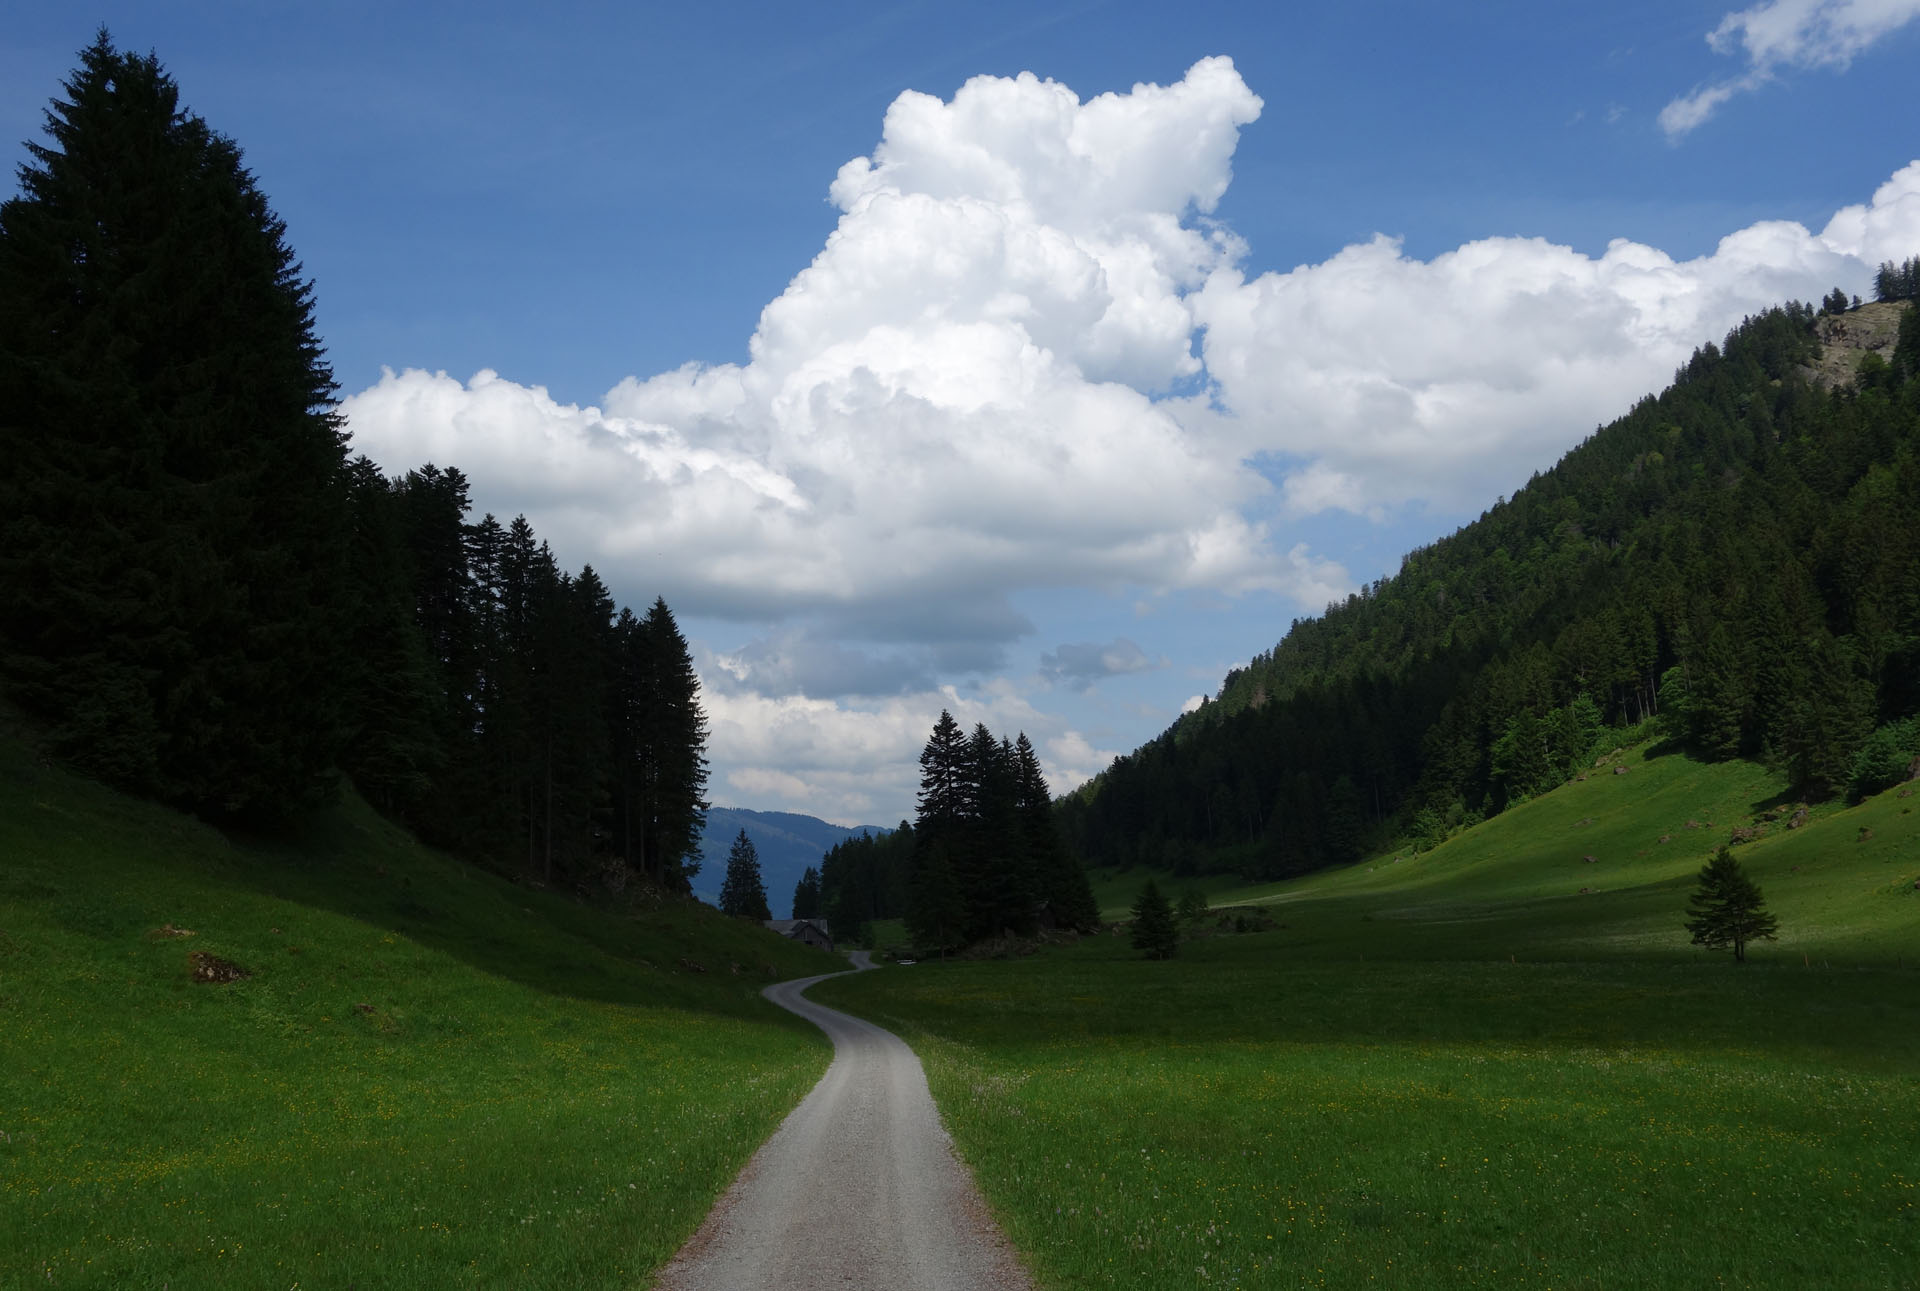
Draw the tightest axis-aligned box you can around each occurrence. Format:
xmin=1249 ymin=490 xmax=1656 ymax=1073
xmin=0 ymin=34 xmax=709 ymax=897
xmin=1061 ymin=295 xmax=1920 ymax=878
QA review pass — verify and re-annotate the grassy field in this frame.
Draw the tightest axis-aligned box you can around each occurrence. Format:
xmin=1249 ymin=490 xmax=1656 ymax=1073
xmin=0 ymin=720 xmax=843 ymax=1289
xmin=819 ymin=746 xmax=1920 ymax=1289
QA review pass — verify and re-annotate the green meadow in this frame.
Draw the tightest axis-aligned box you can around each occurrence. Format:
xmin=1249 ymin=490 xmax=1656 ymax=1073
xmin=0 ymin=720 xmax=842 ymax=1289
xmin=819 ymin=745 xmax=1920 ymax=1289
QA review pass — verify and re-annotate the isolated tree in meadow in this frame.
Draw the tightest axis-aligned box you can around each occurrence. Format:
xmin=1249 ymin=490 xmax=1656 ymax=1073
xmin=1130 ymin=879 xmax=1179 ymax=960
xmin=1685 ymin=847 xmax=1778 ymax=963
xmin=718 ymin=830 xmax=771 ymax=921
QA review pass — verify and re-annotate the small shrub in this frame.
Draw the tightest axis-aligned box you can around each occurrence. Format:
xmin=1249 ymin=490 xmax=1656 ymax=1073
xmin=1847 ymin=717 xmax=1920 ymax=801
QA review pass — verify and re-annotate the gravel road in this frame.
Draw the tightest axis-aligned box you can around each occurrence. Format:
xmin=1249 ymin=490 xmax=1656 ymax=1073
xmin=652 ymin=950 xmax=1032 ymax=1291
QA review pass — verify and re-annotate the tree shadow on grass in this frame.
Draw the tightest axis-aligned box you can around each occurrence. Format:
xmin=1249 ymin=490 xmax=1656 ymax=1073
xmin=2 ymin=733 xmax=835 ymax=1028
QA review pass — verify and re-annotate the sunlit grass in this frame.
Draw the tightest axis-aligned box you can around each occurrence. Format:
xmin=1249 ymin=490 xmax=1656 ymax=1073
xmin=0 ymin=723 xmax=842 ymax=1288
xmin=822 ymin=750 xmax=1920 ymax=1289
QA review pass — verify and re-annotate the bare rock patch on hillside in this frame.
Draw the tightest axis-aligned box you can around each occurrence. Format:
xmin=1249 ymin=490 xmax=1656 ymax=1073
xmin=1802 ymin=301 xmax=1909 ymax=389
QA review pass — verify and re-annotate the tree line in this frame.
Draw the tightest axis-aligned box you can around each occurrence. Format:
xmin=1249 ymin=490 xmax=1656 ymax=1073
xmin=907 ymin=714 xmax=1098 ymax=949
xmin=342 ymin=464 xmax=709 ymax=892
xmin=1062 ymin=295 xmax=1920 ymax=877
xmin=1874 ymin=256 xmax=1920 ymax=303
xmin=803 ymin=715 xmax=1100 ymax=949
xmin=815 ymin=824 xmax=914 ymax=942
xmin=0 ymin=33 xmax=709 ymax=896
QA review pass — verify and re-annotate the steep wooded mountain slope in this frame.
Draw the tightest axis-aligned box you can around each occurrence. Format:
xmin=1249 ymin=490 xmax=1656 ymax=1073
xmin=1061 ymin=300 xmax=1920 ymax=877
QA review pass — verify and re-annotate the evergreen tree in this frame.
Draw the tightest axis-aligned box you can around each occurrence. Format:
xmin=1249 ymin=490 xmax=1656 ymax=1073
xmin=911 ymin=710 xmax=968 ymax=935
xmin=338 ymin=457 xmax=443 ymax=814
xmin=916 ymin=711 xmax=968 ymax=832
xmin=792 ymin=866 xmax=822 ymax=920
xmin=822 ymin=822 xmax=914 ymax=934
xmin=961 ymin=723 xmax=1029 ymax=938
xmin=1129 ymin=879 xmax=1179 ymax=960
xmin=0 ymin=30 xmax=352 ymax=817
xmin=718 ymin=830 xmax=771 ymax=920
xmin=1873 ymin=256 xmax=1920 ymax=302
xmin=618 ymin=598 xmax=710 ymax=891
xmin=1684 ymin=847 xmax=1779 ymax=963
xmin=1012 ymin=733 xmax=1098 ymax=931
xmin=1323 ymin=774 xmax=1366 ymax=862
xmin=1176 ymin=887 xmax=1210 ymax=926
xmin=906 ymin=836 xmax=965 ymax=952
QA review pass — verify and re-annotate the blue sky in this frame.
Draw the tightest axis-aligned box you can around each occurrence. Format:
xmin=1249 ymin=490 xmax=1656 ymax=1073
xmin=6 ymin=1 xmax=1918 ymax=823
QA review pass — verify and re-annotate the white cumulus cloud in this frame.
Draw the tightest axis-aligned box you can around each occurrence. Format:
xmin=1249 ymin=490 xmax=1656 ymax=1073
xmin=704 ymin=684 xmax=1098 ymax=822
xmin=1191 ymin=161 xmax=1920 ymax=515
xmin=345 ymin=58 xmax=1302 ymax=649
xmin=1661 ymin=0 xmax=1920 ymax=137
xmin=339 ymin=54 xmax=1920 ymax=822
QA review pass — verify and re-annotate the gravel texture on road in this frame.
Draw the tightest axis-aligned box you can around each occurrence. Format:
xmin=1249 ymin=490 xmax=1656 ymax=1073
xmin=653 ymin=950 xmax=1032 ymax=1291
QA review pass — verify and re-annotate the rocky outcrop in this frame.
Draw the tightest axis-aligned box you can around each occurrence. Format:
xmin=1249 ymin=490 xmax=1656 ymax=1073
xmin=1802 ymin=300 xmax=1909 ymax=390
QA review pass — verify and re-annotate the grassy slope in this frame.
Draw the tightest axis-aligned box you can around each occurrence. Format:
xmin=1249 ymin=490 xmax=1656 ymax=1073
xmin=0 ymin=721 xmax=843 ymax=1289
xmin=819 ymin=748 xmax=1920 ymax=1289
xmin=1093 ymin=744 xmax=1920 ymax=962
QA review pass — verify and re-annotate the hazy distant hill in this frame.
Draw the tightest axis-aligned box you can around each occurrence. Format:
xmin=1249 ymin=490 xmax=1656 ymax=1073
xmin=692 ymin=807 xmax=891 ymax=917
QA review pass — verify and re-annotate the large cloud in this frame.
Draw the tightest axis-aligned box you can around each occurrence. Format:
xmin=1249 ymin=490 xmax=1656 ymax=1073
xmin=341 ymin=58 xmax=1920 ymax=818
xmin=346 ymin=58 xmax=1284 ymax=648
xmin=701 ymin=683 xmax=1115 ymax=823
xmin=1191 ymin=161 xmax=1920 ymax=515
xmin=1662 ymin=0 xmax=1920 ymax=137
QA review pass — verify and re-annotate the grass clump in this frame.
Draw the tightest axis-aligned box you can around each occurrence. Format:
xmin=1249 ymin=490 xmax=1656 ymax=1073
xmin=0 ymin=725 xmax=842 ymax=1288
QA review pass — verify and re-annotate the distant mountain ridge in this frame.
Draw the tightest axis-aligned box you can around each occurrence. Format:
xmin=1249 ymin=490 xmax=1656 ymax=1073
xmin=692 ymin=807 xmax=891 ymax=917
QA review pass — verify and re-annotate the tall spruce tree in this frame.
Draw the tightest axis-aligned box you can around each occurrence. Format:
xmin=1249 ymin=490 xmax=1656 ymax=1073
xmin=906 ymin=835 xmax=965 ymax=952
xmin=0 ymin=31 xmax=352 ymax=816
xmin=823 ymin=821 xmax=913 ymax=936
xmin=1013 ymin=733 xmax=1098 ymax=931
xmin=615 ymin=598 xmax=709 ymax=892
xmin=338 ymin=457 xmax=442 ymax=814
xmin=718 ymin=830 xmax=771 ymax=921
xmin=962 ymin=723 xmax=1031 ymax=938
xmin=1130 ymin=879 xmax=1179 ymax=960
xmin=910 ymin=710 xmax=968 ymax=937
xmin=792 ymin=866 xmax=822 ymax=920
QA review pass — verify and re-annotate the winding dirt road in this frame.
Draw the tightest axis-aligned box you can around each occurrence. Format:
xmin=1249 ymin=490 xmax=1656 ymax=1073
xmin=653 ymin=951 xmax=1032 ymax=1291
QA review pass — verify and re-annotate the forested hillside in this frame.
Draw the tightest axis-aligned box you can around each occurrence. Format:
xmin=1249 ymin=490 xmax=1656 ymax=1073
xmin=0 ymin=34 xmax=710 ymax=899
xmin=1062 ymin=292 xmax=1920 ymax=878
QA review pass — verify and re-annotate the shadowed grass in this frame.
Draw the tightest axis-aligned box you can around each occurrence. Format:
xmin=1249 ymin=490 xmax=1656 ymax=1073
xmin=0 ymin=723 xmax=843 ymax=1288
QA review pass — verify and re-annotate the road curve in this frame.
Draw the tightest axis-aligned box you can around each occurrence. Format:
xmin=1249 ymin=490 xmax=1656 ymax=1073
xmin=652 ymin=950 xmax=1032 ymax=1291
